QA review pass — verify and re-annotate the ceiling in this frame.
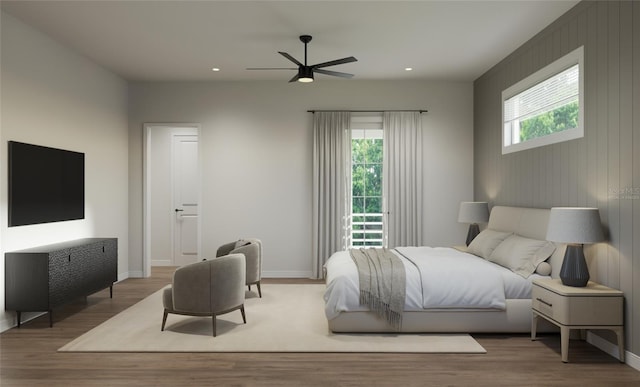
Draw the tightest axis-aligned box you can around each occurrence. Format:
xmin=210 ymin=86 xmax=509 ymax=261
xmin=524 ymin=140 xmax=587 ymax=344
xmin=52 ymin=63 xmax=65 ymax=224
xmin=1 ymin=0 xmax=580 ymax=82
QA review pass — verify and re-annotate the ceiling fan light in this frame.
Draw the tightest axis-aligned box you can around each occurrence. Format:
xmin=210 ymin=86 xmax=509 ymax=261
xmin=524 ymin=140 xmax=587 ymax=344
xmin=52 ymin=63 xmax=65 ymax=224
xmin=298 ymin=67 xmax=314 ymax=83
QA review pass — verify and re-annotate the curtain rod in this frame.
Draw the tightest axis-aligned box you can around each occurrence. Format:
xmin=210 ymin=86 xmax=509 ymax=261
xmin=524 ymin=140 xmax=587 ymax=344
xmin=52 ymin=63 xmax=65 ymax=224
xmin=307 ymin=109 xmax=428 ymax=113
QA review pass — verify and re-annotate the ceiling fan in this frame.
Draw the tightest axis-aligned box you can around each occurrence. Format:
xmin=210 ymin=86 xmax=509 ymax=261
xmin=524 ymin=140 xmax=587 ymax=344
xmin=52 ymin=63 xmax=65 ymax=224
xmin=247 ymin=35 xmax=357 ymax=83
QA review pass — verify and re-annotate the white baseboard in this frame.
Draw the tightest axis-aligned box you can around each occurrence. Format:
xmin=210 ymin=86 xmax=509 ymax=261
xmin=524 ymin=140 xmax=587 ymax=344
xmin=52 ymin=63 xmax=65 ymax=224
xmin=0 ymin=311 xmax=47 ymax=333
xmin=627 ymin=352 xmax=640 ymax=372
xmin=151 ymin=260 xmax=172 ymax=267
xmin=262 ymin=270 xmax=314 ymax=279
xmin=0 ymin=316 xmax=15 ymax=333
xmin=132 ymin=268 xmax=315 ymax=279
xmin=587 ymin=331 xmax=640 ymax=371
xmin=124 ymin=270 xmax=144 ymax=279
xmin=142 ymin=268 xmax=315 ymax=279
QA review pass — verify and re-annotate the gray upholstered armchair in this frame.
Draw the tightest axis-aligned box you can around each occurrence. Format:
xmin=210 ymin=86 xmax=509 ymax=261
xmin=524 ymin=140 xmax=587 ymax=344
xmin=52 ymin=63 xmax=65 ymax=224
xmin=216 ymin=238 xmax=262 ymax=298
xmin=161 ymin=253 xmax=246 ymax=337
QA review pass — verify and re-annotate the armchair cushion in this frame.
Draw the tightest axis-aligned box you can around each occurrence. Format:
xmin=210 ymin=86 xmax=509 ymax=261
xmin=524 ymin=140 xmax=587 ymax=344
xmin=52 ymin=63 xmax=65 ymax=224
xmin=161 ymin=253 xmax=246 ymax=336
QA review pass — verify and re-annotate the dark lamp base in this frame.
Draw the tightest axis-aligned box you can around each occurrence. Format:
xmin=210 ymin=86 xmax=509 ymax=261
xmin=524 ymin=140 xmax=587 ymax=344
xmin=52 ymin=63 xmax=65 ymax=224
xmin=559 ymin=244 xmax=590 ymax=287
xmin=465 ymin=223 xmax=480 ymax=246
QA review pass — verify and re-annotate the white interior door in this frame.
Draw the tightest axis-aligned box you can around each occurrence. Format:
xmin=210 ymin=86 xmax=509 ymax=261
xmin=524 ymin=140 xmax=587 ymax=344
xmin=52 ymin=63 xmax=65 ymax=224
xmin=172 ymin=134 xmax=199 ymax=266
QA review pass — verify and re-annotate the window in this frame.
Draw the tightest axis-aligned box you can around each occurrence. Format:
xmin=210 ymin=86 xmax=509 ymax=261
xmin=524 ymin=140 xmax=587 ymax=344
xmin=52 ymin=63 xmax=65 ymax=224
xmin=502 ymin=46 xmax=584 ymax=154
xmin=348 ymin=114 xmax=384 ymax=247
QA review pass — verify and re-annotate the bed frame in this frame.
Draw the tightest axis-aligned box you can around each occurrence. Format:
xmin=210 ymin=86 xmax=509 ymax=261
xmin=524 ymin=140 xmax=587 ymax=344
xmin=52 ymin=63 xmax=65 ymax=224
xmin=328 ymin=206 xmax=564 ymax=333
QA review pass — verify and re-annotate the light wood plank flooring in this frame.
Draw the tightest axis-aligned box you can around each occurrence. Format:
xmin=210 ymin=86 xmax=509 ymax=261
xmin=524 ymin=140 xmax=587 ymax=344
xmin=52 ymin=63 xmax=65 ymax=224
xmin=1 ymin=267 xmax=638 ymax=386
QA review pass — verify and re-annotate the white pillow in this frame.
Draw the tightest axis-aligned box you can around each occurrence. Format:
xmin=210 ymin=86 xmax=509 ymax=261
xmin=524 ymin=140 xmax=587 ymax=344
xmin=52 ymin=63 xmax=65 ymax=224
xmin=467 ymin=229 xmax=512 ymax=259
xmin=488 ymin=234 xmax=556 ymax=278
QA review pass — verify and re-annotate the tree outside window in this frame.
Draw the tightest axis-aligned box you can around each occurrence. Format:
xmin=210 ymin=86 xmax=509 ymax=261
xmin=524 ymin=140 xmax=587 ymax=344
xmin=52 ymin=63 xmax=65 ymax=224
xmin=351 ymin=132 xmax=383 ymax=247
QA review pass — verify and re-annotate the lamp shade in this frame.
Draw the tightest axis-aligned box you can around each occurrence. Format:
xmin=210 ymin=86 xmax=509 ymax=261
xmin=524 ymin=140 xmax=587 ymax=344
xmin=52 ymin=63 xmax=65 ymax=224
xmin=458 ymin=202 xmax=489 ymax=224
xmin=546 ymin=207 xmax=604 ymax=244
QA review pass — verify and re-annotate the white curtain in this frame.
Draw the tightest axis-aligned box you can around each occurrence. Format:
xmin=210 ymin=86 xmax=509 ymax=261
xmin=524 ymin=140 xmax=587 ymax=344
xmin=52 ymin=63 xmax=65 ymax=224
xmin=383 ymin=111 xmax=423 ymax=247
xmin=312 ymin=112 xmax=351 ymax=279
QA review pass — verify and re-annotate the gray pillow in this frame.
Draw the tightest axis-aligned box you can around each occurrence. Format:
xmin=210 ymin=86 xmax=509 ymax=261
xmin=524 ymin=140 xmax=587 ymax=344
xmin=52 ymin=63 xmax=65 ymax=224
xmin=488 ymin=234 xmax=556 ymax=278
xmin=467 ymin=229 xmax=512 ymax=259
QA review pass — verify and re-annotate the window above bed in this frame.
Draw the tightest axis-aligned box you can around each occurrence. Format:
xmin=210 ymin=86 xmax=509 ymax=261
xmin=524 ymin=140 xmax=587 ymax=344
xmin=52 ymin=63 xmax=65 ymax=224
xmin=502 ymin=46 xmax=584 ymax=154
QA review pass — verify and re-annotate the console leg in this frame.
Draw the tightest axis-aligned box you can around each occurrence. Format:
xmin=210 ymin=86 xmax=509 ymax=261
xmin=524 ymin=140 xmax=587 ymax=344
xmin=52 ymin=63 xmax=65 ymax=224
xmin=16 ymin=311 xmax=22 ymax=328
xmin=110 ymin=285 xmax=113 ymax=298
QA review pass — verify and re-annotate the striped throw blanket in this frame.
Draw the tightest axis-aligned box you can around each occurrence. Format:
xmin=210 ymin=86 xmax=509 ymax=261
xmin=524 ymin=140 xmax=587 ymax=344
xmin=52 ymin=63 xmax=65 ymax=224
xmin=349 ymin=248 xmax=406 ymax=330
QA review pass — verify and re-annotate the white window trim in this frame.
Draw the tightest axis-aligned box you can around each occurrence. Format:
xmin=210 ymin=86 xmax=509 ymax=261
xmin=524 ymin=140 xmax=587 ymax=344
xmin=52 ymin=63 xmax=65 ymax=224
xmin=501 ymin=46 xmax=584 ymax=155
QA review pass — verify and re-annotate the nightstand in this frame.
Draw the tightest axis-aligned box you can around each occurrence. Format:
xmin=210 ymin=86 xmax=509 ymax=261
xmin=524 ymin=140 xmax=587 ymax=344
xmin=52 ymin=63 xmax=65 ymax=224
xmin=531 ymin=278 xmax=624 ymax=363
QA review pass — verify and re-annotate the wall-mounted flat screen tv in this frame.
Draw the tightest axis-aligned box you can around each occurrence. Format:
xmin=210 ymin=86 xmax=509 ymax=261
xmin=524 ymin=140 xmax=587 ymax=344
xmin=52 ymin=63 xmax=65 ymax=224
xmin=8 ymin=141 xmax=85 ymax=227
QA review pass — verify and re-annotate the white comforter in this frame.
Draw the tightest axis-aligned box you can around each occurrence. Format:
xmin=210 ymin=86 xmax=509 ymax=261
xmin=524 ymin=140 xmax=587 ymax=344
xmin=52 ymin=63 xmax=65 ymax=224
xmin=324 ymin=247 xmax=539 ymax=320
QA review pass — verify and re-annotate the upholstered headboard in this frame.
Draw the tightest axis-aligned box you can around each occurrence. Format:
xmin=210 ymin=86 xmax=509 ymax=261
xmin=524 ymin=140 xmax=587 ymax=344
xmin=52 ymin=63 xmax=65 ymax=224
xmin=487 ymin=206 xmax=565 ymax=279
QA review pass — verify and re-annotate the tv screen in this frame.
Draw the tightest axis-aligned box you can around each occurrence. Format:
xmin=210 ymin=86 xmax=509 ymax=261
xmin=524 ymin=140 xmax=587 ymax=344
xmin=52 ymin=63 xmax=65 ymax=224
xmin=8 ymin=141 xmax=85 ymax=227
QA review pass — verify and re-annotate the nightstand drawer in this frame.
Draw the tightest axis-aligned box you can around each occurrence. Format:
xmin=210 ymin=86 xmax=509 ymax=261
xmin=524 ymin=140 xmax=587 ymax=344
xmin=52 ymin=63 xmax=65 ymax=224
xmin=532 ymin=283 xmax=623 ymax=326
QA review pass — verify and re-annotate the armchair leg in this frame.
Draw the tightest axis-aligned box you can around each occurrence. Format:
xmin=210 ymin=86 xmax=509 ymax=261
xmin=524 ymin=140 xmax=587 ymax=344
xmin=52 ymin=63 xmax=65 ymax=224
xmin=240 ymin=305 xmax=246 ymax=324
xmin=248 ymin=283 xmax=262 ymax=298
xmin=161 ymin=309 xmax=168 ymax=331
xmin=212 ymin=314 xmax=217 ymax=337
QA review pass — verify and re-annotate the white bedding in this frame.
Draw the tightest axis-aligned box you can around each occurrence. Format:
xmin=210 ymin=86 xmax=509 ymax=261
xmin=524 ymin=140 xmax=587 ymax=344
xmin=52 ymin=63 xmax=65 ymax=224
xmin=324 ymin=247 xmax=546 ymax=320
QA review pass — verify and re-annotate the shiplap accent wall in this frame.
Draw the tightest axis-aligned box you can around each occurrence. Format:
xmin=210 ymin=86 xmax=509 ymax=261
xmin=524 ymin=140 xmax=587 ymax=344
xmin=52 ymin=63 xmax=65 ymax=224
xmin=474 ymin=1 xmax=639 ymax=357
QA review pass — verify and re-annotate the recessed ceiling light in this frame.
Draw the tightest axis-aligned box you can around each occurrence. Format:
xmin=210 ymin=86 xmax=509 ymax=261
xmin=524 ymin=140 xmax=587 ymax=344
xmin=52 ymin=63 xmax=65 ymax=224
xmin=405 ymin=67 xmax=413 ymax=71
xmin=212 ymin=67 xmax=220 ymax=72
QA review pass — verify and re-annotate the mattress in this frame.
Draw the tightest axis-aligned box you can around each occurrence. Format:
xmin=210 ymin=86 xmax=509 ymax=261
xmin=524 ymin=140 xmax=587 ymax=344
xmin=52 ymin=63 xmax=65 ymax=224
xmin=323 ymin=247 xmax=547 ymax=321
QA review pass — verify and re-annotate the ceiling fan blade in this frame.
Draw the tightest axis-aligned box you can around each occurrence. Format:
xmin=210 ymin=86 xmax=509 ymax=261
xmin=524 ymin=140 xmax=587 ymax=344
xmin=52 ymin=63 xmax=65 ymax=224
xmin=288 ymin=73 xmax=300 ymax=83
xmin=314 ymin=68 xmax=354 ymax=78
xmin=311 ymin=56 xmax=357 ymax=69
xmin=278 ymin=52 xmax=303 ymax=66
xmin=246 ymin=67 xmax=297 ymax=70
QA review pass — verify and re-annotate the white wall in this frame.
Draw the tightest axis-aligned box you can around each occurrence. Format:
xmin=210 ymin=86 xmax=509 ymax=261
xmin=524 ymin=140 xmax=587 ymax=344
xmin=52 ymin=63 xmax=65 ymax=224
xmin=0 ymin=12 xmax=129 ymax=331
xmin=129 ymin=80 xmax=474 ymax=277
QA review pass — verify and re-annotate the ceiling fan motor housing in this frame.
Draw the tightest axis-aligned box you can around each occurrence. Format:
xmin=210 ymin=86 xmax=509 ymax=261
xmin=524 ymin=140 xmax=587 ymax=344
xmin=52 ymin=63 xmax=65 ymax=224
xmin=298 ymin=66 xmax=314 ymax=82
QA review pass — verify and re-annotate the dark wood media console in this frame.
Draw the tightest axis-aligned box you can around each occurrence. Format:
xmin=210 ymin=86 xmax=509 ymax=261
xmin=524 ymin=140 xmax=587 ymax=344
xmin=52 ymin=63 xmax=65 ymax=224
xmin=5 ymin=238 xmax=117 ymax=327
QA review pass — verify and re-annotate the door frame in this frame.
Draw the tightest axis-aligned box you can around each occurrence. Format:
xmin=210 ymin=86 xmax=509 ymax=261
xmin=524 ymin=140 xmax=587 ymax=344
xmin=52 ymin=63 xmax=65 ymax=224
xmin=143 ymin=123 xmax=202 ymax=277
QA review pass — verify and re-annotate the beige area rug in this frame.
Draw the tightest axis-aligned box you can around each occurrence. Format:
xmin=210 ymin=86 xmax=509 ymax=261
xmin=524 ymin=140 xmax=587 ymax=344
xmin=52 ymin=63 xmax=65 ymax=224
xmin=59 ymin=284 xmax=486 ymax=353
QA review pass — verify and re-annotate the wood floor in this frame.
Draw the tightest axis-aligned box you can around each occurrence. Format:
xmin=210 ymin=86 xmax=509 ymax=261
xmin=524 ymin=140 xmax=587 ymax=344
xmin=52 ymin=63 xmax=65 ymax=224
xmin=1 ymin=267 xmax=638 ymax=387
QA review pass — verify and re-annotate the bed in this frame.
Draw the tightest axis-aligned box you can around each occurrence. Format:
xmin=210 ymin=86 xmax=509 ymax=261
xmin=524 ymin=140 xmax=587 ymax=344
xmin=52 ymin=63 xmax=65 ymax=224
xmin=323 ymin=206 xmax=564 ymax=333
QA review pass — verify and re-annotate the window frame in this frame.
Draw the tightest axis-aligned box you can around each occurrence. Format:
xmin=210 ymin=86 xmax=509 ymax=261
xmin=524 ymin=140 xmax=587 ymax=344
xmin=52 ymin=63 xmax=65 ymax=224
xmin=501 ymin=46 xmax=584 ymax=155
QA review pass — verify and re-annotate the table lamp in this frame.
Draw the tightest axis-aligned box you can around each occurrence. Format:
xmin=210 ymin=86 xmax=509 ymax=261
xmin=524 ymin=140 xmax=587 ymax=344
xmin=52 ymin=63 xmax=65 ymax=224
xmin=458 ymin=202 xmax=489 ymax=246
xmin=546 ymin=207 xmax=604 ymax=287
